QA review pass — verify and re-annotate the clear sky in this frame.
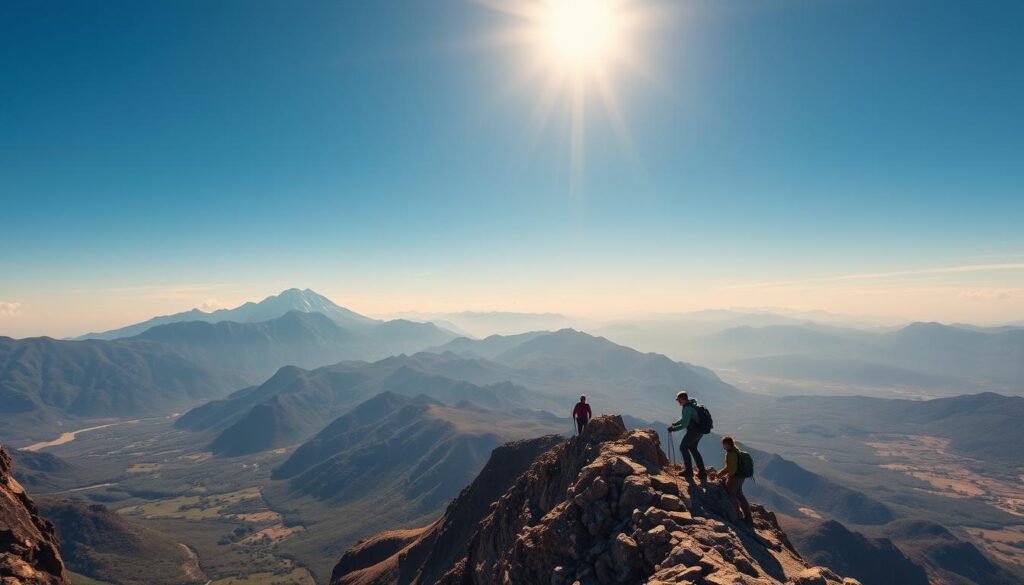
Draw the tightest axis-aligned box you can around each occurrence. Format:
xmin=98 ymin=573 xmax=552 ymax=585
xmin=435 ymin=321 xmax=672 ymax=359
xmin=2 ymin=0 xmax=1023 ymax=338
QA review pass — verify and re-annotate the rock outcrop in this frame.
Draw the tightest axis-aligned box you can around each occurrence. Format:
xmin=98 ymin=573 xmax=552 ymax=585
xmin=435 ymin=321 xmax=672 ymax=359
xmin=331 ymin=434 xmax=565 ymax=585
xmin=332 ymin=416 xmax=858 ymax=585
xmin=0 ymin=446 xmax=68 ymax=585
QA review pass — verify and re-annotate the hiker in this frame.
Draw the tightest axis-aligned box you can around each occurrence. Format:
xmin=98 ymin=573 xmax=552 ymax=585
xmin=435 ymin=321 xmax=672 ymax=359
xmin=720 ymin=435 xmax=754 ymax=527
xmin=667 ymin=391 xmax=707 ymax=482
xmin=572 ymin=395 xmax=592 ymax=434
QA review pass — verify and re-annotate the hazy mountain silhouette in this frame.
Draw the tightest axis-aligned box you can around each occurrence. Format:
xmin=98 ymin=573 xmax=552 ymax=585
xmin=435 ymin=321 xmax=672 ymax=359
xmin=697 ymin=322 xmax=1024 ymax=395
xmin=127 ymin=311 xmax=360 ymax=380
xmin=392 ymin=311 xmax=577 ymax=337
xmin=429 ymin=328 xmax=746 ymax=419
xmin=77 ymin=288 xmax=379 ymax=340
xmin=123 ymin=310 xmax=457 ymax=382
xmin=0 ymin=336 xmax=244 ymax=442
xmin=738 ymin=392 xmax=1024 ymax=464
xmin=431 ymin=331 xmax=548 ymax=359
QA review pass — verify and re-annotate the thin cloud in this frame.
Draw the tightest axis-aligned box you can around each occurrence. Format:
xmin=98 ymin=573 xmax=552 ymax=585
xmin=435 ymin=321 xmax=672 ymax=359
xmin=724 ymin=263 xmax=1024 ymax=291
xmin=0 ymin=301 xmax=24 ymax=316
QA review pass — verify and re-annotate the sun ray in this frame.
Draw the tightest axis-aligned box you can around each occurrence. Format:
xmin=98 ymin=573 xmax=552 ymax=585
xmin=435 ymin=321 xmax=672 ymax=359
xmin=474 ymin=0 xmax=666 ymax=200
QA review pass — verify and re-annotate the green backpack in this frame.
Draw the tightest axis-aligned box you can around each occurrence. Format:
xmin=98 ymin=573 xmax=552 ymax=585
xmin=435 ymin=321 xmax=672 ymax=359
xmin=736 ymin=450 xmax=755 ymax=479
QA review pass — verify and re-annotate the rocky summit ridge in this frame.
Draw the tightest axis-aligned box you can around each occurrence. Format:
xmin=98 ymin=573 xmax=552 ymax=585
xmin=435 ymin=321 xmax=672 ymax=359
xmin=333 ymin=415 xmax=859 ymax=585
xmin=0 ymin=446 xmax=68 ymax=585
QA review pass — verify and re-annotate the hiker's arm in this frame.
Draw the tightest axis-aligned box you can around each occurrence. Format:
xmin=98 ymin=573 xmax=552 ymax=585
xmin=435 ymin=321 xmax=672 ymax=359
xmin=586 ymin=404 xmax=592 ymax=420
xmin=723 ymin=450 xmax=738 ymax=477
xmin=669 ymin=407 xmax=691 ymax=432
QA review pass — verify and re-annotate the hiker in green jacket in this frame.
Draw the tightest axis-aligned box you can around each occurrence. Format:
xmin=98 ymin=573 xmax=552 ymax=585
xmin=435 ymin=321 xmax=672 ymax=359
xmin=720 ymin=435 xmax=753 ymax=526
xmin=667 ymin=391 xmax=707 ymax=482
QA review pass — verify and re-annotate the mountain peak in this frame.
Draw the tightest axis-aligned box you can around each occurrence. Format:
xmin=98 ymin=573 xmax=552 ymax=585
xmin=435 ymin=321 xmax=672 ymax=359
xmin=76 ymin=287 xmax=378 ymax=340
xmin=332 ymin=416 xmax=855 ymax=585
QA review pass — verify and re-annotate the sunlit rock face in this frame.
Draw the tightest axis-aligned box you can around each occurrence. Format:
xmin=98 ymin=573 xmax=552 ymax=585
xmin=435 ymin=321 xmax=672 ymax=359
xmin=0 ymin=446 xmax=69 ymax=585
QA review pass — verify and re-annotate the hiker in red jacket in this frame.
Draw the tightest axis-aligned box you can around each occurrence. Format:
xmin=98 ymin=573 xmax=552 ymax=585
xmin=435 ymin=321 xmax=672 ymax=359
xmin=572 ymin=395 xmax=592 ymax=434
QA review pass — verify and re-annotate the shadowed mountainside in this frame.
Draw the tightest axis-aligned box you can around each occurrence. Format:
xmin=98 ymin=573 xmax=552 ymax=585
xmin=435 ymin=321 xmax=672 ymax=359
xmin=782 ymin=518 xmax=929 ymax=585
xmin=271 ymin=393 xmax=564 ymax=508
xmin=179 ymin=357 xmax=551 ymax=457
xmin=329 ymin=434 xmax=564 ymax=585
xmin=883 ymin=519 xmax=1022 ymax=585
xmin=39 ymin=498 xmax=196 ymax=585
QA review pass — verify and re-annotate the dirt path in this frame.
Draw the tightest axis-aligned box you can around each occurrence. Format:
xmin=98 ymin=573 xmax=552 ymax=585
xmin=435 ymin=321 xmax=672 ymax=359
xmin=22 ymin=420 xmax=139 ymax=452
xmin=179 ymin=543 xmax=207 ymax=583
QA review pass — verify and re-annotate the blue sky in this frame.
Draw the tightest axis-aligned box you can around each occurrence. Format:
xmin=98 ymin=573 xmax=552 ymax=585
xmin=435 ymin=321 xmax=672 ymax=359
xmin=2 ymin=0 xmax=1023 ymax=336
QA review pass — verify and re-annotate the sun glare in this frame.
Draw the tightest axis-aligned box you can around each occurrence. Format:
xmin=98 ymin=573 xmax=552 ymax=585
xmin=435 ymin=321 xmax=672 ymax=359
xmin=475 ymin=0 xmax=665 ymax=199
xmin=541 ymin=0 xmax=620 ymax=70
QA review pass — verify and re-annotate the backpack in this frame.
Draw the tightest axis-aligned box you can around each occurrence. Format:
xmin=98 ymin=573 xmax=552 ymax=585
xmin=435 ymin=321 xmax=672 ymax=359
xmin=736 ymin=450 xmax=755 ymax=479
xmin=693 ymin=404 xmax=713 ymax=435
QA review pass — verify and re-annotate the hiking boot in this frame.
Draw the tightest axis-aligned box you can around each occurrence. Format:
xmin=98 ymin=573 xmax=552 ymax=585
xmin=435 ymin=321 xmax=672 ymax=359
xmin=682 ymin=469 xmax=695 ymax=481
xmin=697 ymin=470 xmax=708 ymax=483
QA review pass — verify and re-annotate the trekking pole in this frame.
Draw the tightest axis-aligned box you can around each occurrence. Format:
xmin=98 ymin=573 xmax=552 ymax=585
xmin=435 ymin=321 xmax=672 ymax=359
xmin=668 ymin=429 xmax=675 ymax=467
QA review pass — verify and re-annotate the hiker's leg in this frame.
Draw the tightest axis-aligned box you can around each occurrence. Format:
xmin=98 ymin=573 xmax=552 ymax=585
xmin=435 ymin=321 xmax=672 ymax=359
xmin=679 ymin=437 xmax=693 ymax=472
xmin=576 ymin=418 xmax=585 ymax=434
xmin=725 ymin=476 xmax=739 ymax=510
xmin=686 ymin=431 xmax=706 ymax=473
xmin=728 ymin=477 xmax=752 ymax=520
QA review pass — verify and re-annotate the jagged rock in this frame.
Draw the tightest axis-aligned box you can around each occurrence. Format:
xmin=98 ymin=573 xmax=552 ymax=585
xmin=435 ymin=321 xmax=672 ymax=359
xmin=332 ymin=415 xmax=858 ymax=585
xmin=329 ymin=435 xmax=564 ymax=585
xmin=0 ymin=446 xmax=68 ymax=585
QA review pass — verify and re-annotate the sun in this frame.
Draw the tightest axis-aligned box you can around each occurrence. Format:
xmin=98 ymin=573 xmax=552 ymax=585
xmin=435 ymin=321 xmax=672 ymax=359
xmin=540 ymin=0 xmax=621 ymax=70
xmin=474 ymin=0 xmax=665 ymax=199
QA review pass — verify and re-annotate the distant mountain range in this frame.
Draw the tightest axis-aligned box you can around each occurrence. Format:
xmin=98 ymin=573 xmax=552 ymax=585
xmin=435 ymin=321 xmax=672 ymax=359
xmin=1 ymin=289 xmax=462 ymax=442
xmin=695 ymin=321 xmax=1024 ymax=396
xmin=427 ymin=328 xmax=745 ymax=419
xmin=125 ymin=309 xmax=456 ymax=382
xmin=173 ymin=328 xmax=748 ymax=459
xmin=79 ymin=288 xmax=460 ymax=382
xmin=76 ymin=288 xmax=379 ymax=340
xmin=387 ymin=310 xmax=579 ymax=337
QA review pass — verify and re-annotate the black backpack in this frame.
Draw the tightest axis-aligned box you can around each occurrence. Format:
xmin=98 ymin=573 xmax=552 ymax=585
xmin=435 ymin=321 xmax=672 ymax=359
xmin=736 ymin=450 xmax=755 ymax=479
xmin=693 ymin=404 xmax=713 ymax=434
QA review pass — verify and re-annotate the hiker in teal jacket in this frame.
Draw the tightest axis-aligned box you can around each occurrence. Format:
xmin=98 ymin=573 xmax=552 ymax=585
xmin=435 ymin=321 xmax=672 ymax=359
xmin=667 ymin=391 xmax=707 ymax=482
